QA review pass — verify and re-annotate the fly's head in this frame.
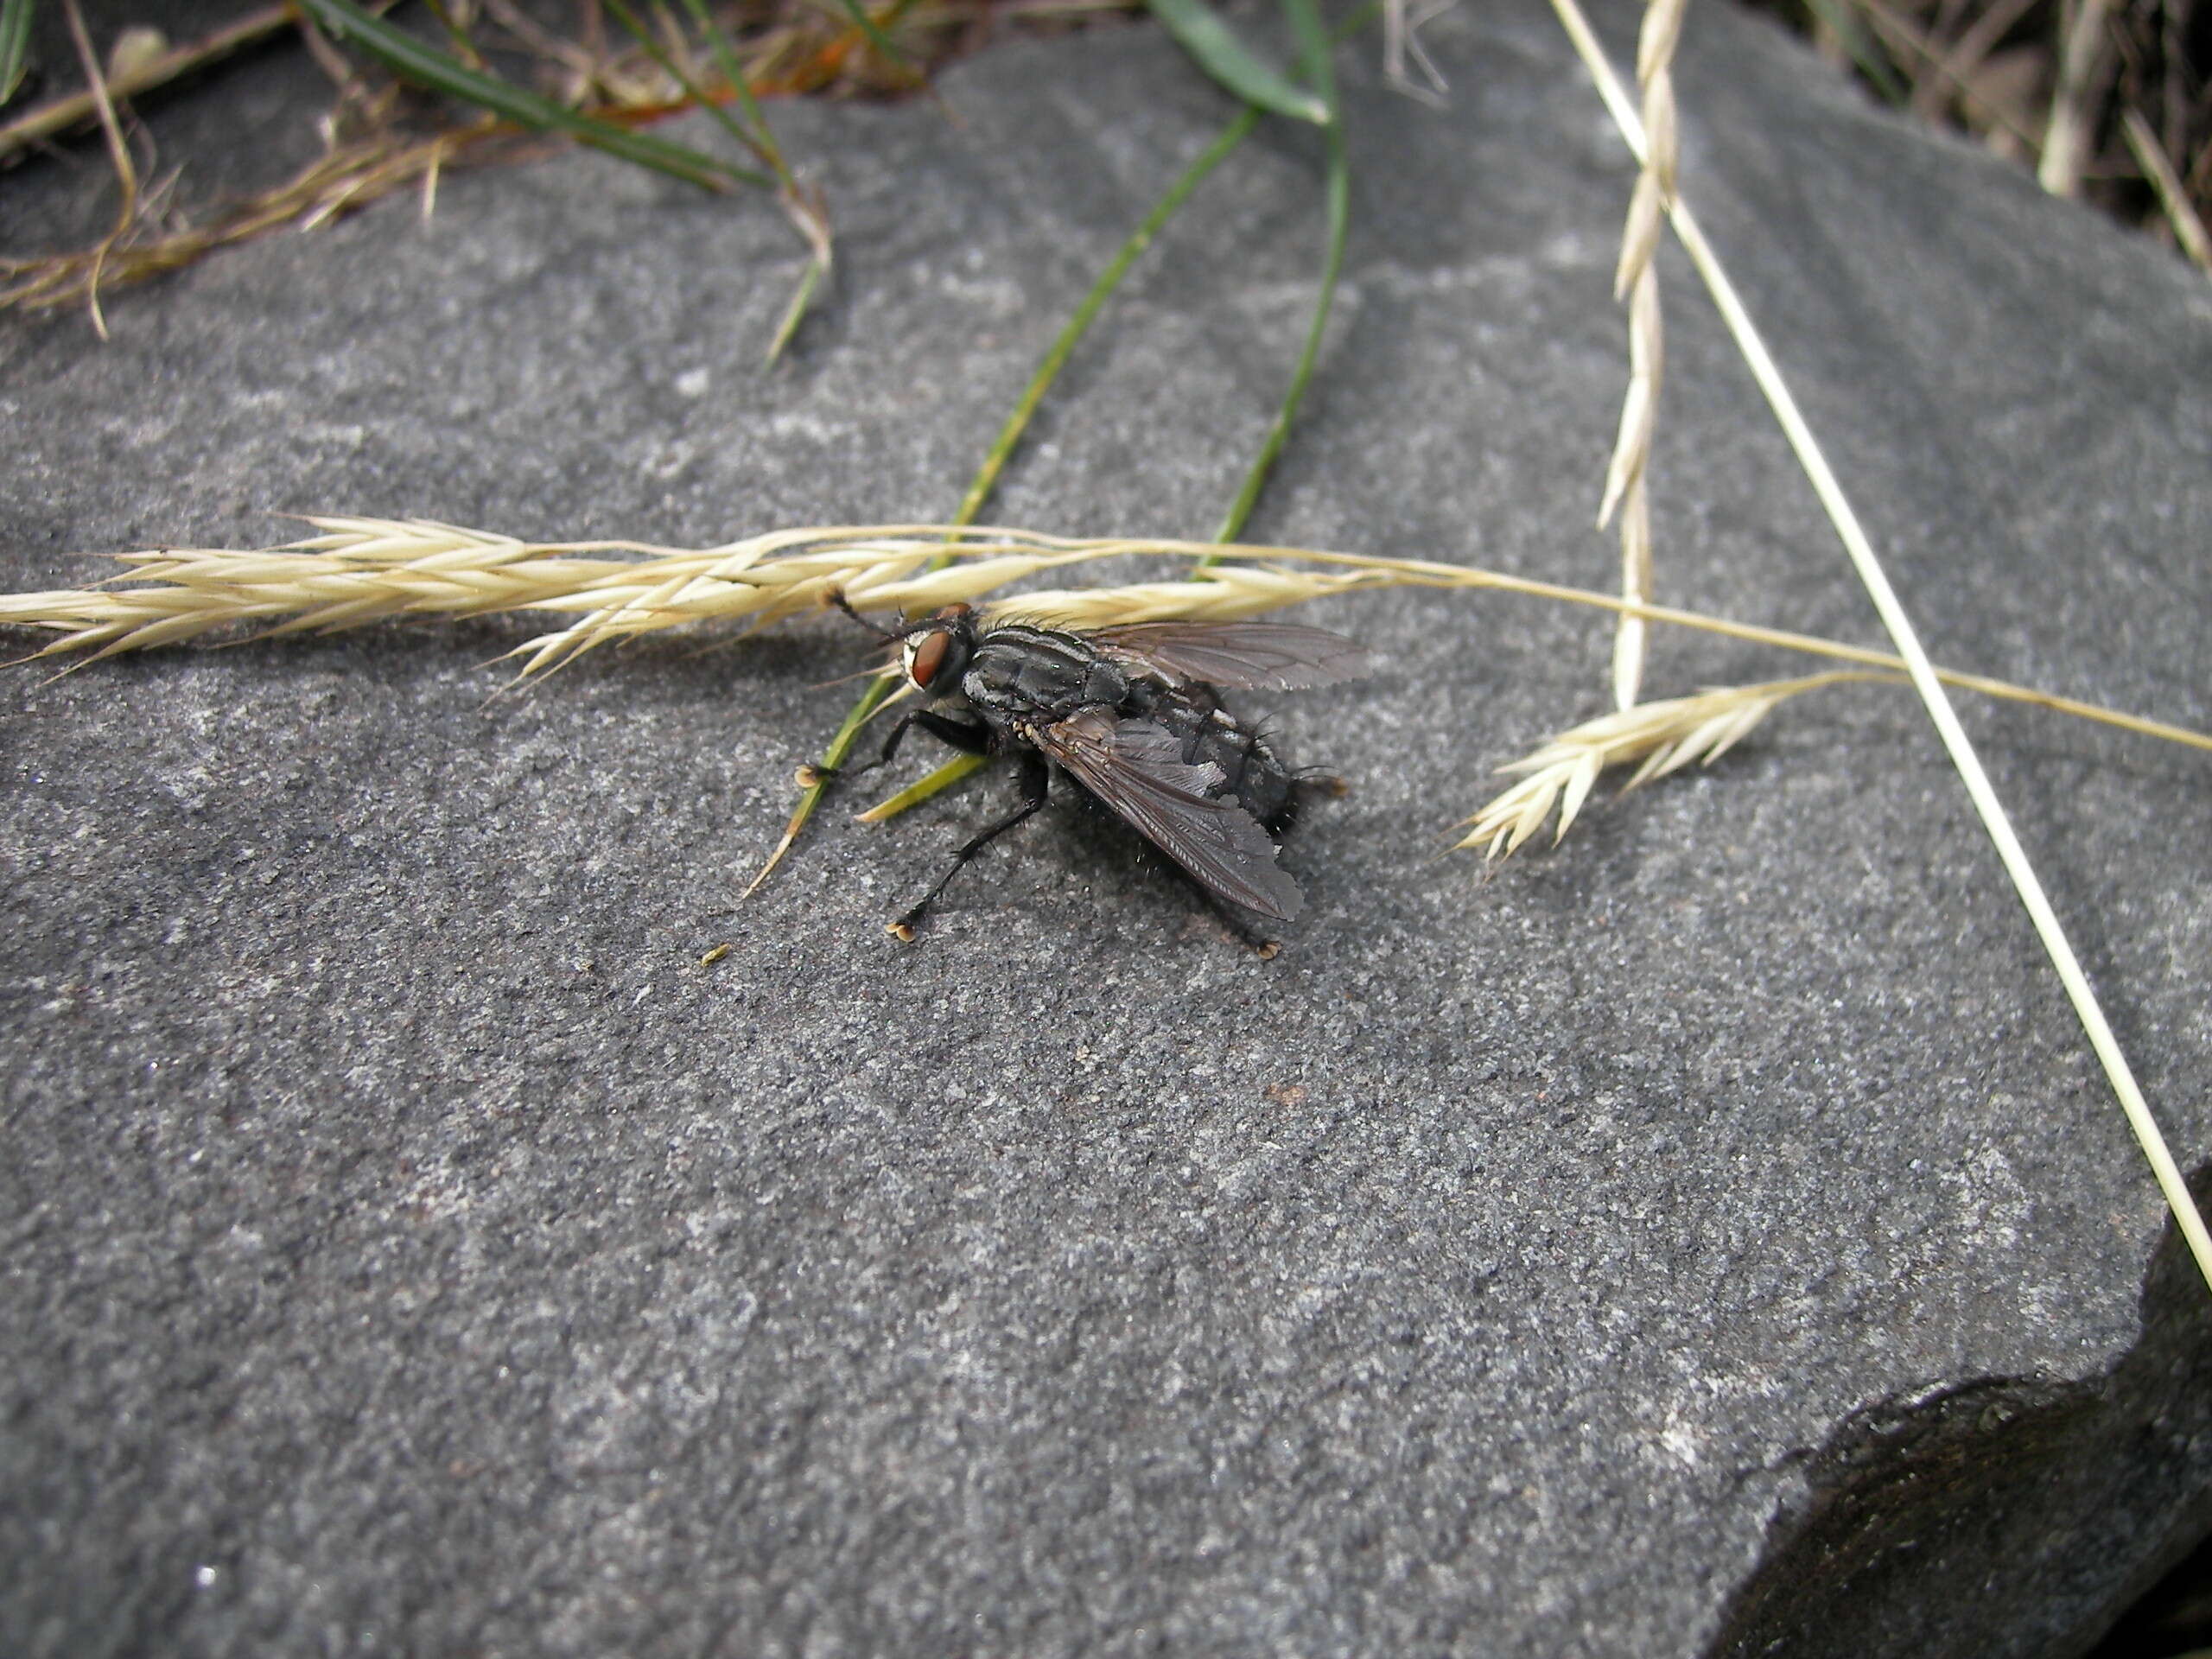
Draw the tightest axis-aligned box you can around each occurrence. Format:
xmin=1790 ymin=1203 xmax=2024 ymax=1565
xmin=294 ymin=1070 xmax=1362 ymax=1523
xmin=897 ymin=604 xmax=978 ymax=696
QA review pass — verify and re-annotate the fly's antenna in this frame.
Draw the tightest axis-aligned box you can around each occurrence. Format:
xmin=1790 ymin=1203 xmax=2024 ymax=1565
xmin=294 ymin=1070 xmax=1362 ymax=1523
xmin=824 ymin=588 xmax=905 ymax=640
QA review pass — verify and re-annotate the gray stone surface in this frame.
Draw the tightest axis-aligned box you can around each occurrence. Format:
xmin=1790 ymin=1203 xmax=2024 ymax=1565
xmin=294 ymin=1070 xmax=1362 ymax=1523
xmin=3 ymin=3 xmax=2209 ymax=1655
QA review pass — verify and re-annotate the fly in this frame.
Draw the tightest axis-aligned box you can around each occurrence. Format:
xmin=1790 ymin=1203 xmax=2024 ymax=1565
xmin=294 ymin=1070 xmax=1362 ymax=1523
xmin=816 ymin=596 xmax=1370 ymax=947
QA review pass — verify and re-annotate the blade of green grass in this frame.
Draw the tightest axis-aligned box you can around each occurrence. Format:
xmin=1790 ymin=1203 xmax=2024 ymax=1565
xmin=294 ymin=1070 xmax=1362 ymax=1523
xmin=855 ymin=751 xmax=990 ymax=822
xmin=829 ymin=0 xmax=918 ymax=78
xmin=747 ymin=104 xmax=1266 ymax=889
xmin=1799 ymin=0 xmax=1910 ymax=105
xmin=954 ymin=104 xmax=1263 ymax=525
xmin=675 ymin=0 xmax=792 ymax=182
xmin=0 ymin=0 xmax=35 ymax=110
xmin=602 ymin=0 xmax=774 ymax=173
xmin=1146 ymin=0 xmax=1329 ymax=124
xmin=763 ymin=244 xmax=827 ymax=366
xmin=1205 ymin=0 xmax=1346 ymax=549
xmin=665 ymin=0 xmax=835 ymax=366
xmin=296 ymin=0 xmax=767 ymax=193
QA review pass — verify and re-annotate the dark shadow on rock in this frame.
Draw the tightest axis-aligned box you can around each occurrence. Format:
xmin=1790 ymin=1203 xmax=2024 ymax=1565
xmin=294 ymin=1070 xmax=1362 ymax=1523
xmin=1707 ymin=1166 xmax=2212 ymax=1659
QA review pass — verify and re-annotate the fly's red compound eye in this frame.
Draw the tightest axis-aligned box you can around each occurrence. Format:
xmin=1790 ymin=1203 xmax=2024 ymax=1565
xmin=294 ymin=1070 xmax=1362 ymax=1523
xmin=907 ymin=629 xmax=950 ymax=689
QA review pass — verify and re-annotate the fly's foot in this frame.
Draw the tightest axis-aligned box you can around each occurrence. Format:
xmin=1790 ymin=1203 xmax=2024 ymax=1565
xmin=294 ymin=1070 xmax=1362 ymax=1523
xmin=887 ymin=917 xmax=919 ymax=943
xmin=1254 ymin=938 xmax=1283 ymax=961
xmin=796 ymin=763 xmax=837 ymax=789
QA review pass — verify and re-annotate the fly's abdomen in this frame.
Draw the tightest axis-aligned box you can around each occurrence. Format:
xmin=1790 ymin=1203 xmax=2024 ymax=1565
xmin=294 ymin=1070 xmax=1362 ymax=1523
xmin=1148 ymin=685 xmax=1300 ymax=832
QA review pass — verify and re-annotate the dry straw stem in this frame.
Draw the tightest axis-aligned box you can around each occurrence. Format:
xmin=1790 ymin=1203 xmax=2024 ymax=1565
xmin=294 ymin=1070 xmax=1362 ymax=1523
xmin=56 ymin=0 xmax=137 ymax=341
xmin=2038 ymin=0 xmax=2115 ymax=198
xmin=1597 ymin=0 xmax=1684 ymax=711
xmin=2121 ymin=107 xmax=2212 ymax=274
xmin=0 ymin=4 xmax=296 ymax=163
xmin=0 ymin=122 xmax=503 ymax=317
xmin=1456 ymin=671 xmax=1894 ymax=858
xmin=6 ymin=519 xmax=2206 ymax=760
xmin=1551 ymin=0 xmax=2212 ymax=1293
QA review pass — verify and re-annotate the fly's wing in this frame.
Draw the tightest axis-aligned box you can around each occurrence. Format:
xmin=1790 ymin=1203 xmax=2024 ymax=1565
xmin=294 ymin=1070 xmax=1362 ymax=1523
xmin=1039 ymin=708 xmax=1303 ymax=921
xmin=1087 ymin=622 xmax=1371 ymax=690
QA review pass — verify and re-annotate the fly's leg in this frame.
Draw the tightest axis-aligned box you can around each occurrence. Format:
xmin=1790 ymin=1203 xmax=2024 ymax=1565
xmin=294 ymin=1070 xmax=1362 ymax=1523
xmin=889 ymin=750 xmax=1049 ymax=942
xmin=798 ymin=710 xmax=991 ymax=789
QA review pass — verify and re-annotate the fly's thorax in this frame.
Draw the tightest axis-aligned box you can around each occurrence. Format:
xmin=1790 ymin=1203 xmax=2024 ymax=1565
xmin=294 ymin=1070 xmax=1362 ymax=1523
xmin=963 ymin=626 xmax=1134 ymax=725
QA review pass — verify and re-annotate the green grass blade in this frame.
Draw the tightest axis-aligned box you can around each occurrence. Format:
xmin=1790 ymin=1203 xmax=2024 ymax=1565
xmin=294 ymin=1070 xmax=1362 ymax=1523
xmin=1146 ymin=0 xmax=1328 ymax=124
xmin=1281 ymin=0 xmax=1338 ymax=105
xmin=740 ymin=676 xmax=898 ymax=899
xmin=764 ymin=250 xmax=827 ymax=367
xmin=1799 ymin=0 xmax=1909 ymax=105
xmin=856 ymin=751 xmax=990 ymax=822
xmin=0 ymin=0 xmax=35 ymax=110
xmin=601 ymin=0 xmax=775 ymax=174
xmin=829 ymin=0 xmax=918 ymax=77
xmin=296 ymin=0 xmax=768 ymax=193
xmin=756 ymin=105 xmax=1263 ymax=868
xmin=672 ymin=0 xmax=836 ymax=363
xmin=676 ymin=0 xmax=793 ymax=183
xmin=1207 ymin=0 xmax=1346 ymax=547
xmin=955 ymin=103 xmax=1262 ymax=525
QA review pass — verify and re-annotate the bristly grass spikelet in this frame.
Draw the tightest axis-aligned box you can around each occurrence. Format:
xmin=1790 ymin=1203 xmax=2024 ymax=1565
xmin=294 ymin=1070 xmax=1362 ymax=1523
xmin=1595 ymin=0 xmax=1684 ymax=711
xmin=1455 ymin=672 xmax=1894 ymax=860
xmin=6 ymin=521 xmax=2206 ymax=762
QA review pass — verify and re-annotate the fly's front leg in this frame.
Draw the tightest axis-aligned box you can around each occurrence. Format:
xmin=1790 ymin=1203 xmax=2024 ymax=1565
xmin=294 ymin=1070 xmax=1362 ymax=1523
xmin=798 ymin=709 xmax=992 ymax=789
xmin=889 ymin=750 xmax=1050 ymax=942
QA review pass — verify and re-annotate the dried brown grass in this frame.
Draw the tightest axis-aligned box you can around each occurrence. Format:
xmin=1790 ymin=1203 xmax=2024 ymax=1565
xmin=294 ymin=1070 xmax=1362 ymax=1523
xmin=1769 ymin=0 xmax=2212 ymax=267
xmin=0 ymin=0 xmax=986 ymax=326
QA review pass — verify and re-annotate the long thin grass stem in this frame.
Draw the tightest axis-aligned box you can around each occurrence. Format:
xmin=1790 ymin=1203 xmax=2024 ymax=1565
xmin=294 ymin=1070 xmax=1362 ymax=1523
xmin=826 ymin=0 xmax=918 ymax=79
xmin=0 ymin=3 xmax=292 ymax=159
xmin=60 ymin=0 xmax=137 ymax=340
xmin=603 ymin=0 xmax=775 ymax=174
xmin=1205 ymin=0 xmax=1346 ymax=550
xmin=953 ymin=107 xmax=1262 ymax=529
xmin=676 ymin=0 xmax=795 ymax=183
xmin=1548 ymin=0 xmax=2212 ymax=1294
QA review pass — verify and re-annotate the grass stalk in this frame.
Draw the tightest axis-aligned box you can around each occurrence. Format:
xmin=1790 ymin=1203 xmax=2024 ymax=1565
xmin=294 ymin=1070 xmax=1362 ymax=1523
xmin=826 ymin=0 xmax=920 ymax=79
xmin=604 ymin=0 xmax=778 ymax=171
xmin=11 ymin=522 xmax=2206 ymax=756
xmin=59 ymin=0 xmax=138 ymax=341
xmin=1204 ymin=0 xmax=1346 ymax=550
xmin=2120 ymin=107 xmax=2212 ymax=272
xmin=1146 ymin=0 xmax=1329 ymax=124
xmin=1548 ymin=0 xmax=2212 ymax=1294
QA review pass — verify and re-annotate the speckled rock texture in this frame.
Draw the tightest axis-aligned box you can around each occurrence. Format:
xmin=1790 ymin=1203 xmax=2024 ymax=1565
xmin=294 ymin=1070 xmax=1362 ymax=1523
xmin=3 ymin=2 xmax=2209 ymax=1656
